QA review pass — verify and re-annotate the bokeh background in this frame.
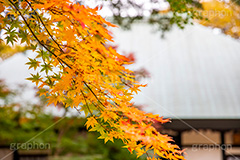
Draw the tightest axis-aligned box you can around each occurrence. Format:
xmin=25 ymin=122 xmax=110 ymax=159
xmin=1 ymin=0 xmax=240 ymax=160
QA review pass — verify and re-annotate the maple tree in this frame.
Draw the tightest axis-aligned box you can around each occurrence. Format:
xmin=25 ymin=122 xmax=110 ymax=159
xmin=102 ymin=0 xmax=240 ymax=39
xmin=0 ymin=0 xmax=187 ymax=159
xmin=197 ymin=0 xmax=240 ymax=39
xmin=95 ymin=0 xmax=202 ymax=36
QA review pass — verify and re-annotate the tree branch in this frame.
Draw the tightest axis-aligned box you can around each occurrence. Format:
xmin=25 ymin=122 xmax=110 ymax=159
xmin=7 ymin=0 xmax=70 ymax=69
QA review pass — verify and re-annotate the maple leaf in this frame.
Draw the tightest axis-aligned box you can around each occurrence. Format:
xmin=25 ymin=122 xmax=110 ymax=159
xmin=47 ymin=94 xmax=59 ymax=106
xmin=26 ymin=73 xmax=42 ymax=86
xmin=26 ymin=58 xmax=40 ymax=70
xmin=85 ymin=116 xmax=98 ymax=130
xmin=98 ymin=132 xmax=114 ymax=143
xmin=0 ymin=3 xmax=4 ymax=13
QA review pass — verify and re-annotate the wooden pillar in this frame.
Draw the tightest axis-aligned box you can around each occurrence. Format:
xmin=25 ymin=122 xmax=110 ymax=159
xmin=220 ymin=131 xmax=226 ymax=160
xmin=13 ymin=148 xmax=19 ymax=160
xmin=176 ymin=131 xmax=182 ymax=149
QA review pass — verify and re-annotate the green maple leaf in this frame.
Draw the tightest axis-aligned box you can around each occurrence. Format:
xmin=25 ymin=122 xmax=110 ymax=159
xmin=26 ymin=58 xmax=40 ymax=70
xmin=26 ymin=73 xmax=42 ymax=85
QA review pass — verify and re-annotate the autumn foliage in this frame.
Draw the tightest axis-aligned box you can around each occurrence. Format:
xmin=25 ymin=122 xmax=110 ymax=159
xmin=197 ymin=0 xmax=240 ymax=39
xmin=0 ymin=0 xmax=184 ymax=159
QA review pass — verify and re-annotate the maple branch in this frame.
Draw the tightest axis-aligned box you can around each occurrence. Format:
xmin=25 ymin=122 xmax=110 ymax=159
xmin=74 ymin=107 xmax=81 ymax=115
xmin=3 ymin=0 xmax=186 ymax=158
xmin=9 ymin=0 xmax=123 ymax=120
xmin=7 ymin=0 xmax=69 ymax=69
xmin=24 ymin=2 xmax=111 ymax=113
xmin=60 ymin=44 xmax=78 ymax=51
xmin=86 ymin=82 xmax=120 ymax=108
xmin=44 ymin=43 xmax=62 ymax=51
xmin=91 ymin=101 xmax=104 ymax=112
xmin=25 ymin=0 xmax=67 ymax=55
xmin=80 ymin=90 xmax=94 ymax=116
xmin=80 ymin=90 xmax=109 ymax=132
xmin=83 ymin=81 xmax=107 ymax=109
xmin=40 ymin=47 xmax=53 ymax=86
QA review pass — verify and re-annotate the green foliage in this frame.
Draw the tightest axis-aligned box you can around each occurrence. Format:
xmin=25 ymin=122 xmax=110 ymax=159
xmin=5 ymin=27 xmax=18 ymax=45
xmin=0 ymin=81 xmax=145 ymax=159
xmin=93 ymin=0 xmax=203 ymax=36
xmin=0 ymin=106 xmax=145 ymax=159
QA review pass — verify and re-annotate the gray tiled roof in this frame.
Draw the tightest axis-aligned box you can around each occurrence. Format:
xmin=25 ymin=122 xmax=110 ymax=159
xmin=113 ymin=23 xmax=240 ymax=119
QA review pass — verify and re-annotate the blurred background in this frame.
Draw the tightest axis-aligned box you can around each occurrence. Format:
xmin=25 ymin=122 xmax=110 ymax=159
xmin=1 ymin=0 xmax=240 ymax=160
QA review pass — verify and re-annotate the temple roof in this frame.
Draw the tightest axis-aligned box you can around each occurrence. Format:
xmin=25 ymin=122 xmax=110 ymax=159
xmin=113 ymin=23 xmax=240 ymax=119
